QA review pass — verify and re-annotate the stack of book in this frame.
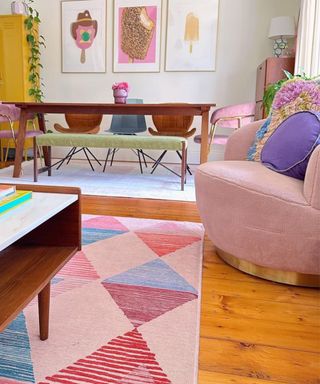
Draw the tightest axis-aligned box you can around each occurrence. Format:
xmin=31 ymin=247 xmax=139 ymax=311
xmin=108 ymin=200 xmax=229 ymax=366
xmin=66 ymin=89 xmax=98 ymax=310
xmin=0 ymin=185 xmax=32 ymax=215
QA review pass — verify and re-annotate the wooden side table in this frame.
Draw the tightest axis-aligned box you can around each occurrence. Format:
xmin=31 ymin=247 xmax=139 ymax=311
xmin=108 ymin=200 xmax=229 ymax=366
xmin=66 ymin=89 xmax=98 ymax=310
xmin=0 ymin=184 xmax=81 ymax=340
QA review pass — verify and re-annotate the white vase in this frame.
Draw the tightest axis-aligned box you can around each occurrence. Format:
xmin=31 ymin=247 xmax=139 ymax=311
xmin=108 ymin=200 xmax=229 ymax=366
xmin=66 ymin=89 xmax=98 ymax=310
xmin=11 ymin=1 xmax=29 ymax=15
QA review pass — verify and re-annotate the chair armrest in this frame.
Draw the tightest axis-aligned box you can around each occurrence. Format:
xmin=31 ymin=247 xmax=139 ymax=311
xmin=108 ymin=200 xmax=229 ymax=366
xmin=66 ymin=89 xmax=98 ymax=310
xmin=304 ymin=146 xmax=320 ymax=209
xmin=224 ymin=119 xmax=266 ymax=160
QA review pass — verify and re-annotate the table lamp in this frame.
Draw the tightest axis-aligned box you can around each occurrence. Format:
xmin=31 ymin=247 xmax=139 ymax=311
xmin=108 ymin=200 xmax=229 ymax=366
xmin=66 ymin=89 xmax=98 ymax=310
xmin=268 ymin=16 xmax=296 ymax=57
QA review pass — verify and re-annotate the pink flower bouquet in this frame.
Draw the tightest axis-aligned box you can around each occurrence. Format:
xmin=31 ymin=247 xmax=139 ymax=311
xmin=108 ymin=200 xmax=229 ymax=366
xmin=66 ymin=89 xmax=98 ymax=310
xmin=112 ymin=82 xmax=129 ymax=91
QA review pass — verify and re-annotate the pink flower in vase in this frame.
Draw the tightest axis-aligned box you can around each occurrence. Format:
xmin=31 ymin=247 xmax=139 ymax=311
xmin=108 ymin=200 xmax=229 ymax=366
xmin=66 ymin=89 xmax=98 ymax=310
xmin=112 ymin=82 xmax=129 ymax=104
xmin=112 ymin=82 xmax=129 ymax=91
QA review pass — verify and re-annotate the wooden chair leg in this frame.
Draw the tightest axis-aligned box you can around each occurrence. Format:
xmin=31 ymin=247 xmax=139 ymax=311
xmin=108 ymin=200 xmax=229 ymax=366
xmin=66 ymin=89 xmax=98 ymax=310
xmin=38 ymin=282 xmax=50 ymax=341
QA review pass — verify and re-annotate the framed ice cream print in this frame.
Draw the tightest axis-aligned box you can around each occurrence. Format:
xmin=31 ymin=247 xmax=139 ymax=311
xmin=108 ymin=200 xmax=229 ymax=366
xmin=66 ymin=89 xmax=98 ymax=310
xmin=165 ymin=0 xmax=219 ymax=71
xmin=61 ymin=0 xmax=106 ymax=73
xmin=113 ymin=0 xmax=162 ymax=72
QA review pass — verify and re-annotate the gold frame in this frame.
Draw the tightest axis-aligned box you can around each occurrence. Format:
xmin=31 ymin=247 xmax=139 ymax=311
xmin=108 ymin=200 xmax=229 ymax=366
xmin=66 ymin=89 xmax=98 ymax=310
xmin=216 ymin=247 xmax=320 ymax=288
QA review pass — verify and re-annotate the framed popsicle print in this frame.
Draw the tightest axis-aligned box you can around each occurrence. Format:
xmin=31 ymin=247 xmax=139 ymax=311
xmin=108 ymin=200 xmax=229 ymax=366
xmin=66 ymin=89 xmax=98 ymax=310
xmin=113 ymin=0 xmax=162 ymax=72
xmin=165 ymin=0 xmax=219 ymax=72
xmin=61 ymin=0 xmax=106 ymax=73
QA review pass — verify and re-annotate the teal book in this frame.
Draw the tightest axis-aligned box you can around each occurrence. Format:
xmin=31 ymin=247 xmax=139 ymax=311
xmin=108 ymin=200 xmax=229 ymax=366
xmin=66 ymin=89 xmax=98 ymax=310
xmin=0 ymin=190 xmax=32 ymax=215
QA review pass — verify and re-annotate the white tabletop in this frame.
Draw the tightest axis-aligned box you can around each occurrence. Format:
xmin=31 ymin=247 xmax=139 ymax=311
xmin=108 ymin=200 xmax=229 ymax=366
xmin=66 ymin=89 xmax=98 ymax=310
xmin=0 ymin=192 xmax=78 ymax=252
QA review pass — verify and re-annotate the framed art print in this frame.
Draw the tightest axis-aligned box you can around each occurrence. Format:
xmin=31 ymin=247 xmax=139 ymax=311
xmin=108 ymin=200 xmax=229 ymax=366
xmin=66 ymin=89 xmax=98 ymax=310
xmin=113 ymin=0 xmax=162 ymax=72
xmin=165 ymin=0 xmax=219 ymax=71
xmin=61 ymin=0 xmax=106 ymax=73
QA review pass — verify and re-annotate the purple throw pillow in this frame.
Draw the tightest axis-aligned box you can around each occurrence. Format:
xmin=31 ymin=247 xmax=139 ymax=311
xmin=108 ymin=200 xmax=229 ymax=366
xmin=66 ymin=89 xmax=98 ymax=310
xmin=261 ymin=111 xmax=320 ymax=180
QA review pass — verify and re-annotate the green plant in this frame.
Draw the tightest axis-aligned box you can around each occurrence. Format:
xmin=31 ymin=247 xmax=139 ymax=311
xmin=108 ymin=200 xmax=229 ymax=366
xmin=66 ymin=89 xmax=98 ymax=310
xmin=24 ymin=0 xmax=45 ymax=102
xmin=262 ymin=71 xmax=315 ymax=116
xmin=262 ymin=78 xmax=286 ymax=116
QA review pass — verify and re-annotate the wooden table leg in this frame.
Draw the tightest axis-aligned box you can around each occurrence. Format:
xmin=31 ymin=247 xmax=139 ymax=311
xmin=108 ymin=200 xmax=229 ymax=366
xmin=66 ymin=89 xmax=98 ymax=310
xmin=38 ymin=282 xmax=50 ymax=341
xmin=200 ymin=110 xmax=209 ymax=164
xmin=13 ymin=109 xmax=28 ymax=177
xmin=37 ymin=113 xmax=50 ymax=167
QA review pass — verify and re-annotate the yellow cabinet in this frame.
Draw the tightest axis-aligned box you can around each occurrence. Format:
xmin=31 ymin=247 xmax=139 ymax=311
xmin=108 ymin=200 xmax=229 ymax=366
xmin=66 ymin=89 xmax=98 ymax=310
xmin=0 ymin=14 xmax=37 ymax=159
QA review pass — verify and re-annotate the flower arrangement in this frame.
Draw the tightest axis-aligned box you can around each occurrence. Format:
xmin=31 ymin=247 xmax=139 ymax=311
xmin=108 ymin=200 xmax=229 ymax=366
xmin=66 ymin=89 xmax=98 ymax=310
xmin=112 ymin=82 xmax=129 ymax=91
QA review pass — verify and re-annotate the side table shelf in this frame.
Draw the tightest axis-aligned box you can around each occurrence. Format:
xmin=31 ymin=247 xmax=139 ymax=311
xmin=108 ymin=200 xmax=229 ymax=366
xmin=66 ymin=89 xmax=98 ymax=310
xmin=0 ymin=184 xmax=81 ymax=340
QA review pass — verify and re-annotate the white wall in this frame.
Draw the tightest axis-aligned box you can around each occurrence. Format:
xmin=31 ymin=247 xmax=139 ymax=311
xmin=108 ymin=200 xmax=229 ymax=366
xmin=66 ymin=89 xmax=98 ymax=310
xmin=0 ymin=0 xmax=300 ymax=163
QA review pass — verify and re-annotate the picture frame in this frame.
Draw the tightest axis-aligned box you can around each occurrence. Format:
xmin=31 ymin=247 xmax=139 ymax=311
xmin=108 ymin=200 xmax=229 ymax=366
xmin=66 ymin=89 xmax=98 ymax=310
xmin=113 ymin=0 xmax=162 ymax=73
xmin=61 ymin=0 xmax=106 ymax=73
xmin=165 ymin=0 xmax=219 ymax=72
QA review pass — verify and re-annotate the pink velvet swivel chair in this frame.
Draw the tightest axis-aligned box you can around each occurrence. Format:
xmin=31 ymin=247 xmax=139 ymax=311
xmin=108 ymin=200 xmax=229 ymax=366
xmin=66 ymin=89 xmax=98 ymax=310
xmin=0 ymin=102 xmax=42 ymax=162
xmin=195 ymin=119 xmax=320 ymax=287
xmin=194 ymin=102 xmax=256 ymax=152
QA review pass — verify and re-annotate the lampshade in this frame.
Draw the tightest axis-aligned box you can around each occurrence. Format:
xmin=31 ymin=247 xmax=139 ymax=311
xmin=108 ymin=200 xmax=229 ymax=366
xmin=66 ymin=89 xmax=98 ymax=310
xmin=268 ymin=16 xmax=296 ymax=39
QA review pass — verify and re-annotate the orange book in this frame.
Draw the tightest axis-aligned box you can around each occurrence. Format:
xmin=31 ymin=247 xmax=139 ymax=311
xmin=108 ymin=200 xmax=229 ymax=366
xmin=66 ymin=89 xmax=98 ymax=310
xmin=0 ymin=184 xmax=16 ymax=200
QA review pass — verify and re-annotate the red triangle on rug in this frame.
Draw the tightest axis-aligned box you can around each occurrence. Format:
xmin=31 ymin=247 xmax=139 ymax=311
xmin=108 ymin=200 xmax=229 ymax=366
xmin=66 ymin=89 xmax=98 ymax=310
xmin=135 ymin=232 xmax=201 ymax=257
xmin=42 ymin=328 xmax=171 ymax=384
xmin=57 ymin=250 xmax=100 ymax=279
xmin=103 ymin=282 xmax=197 ymax=327
xmin=83 ymin=216 xmax=128 ymax=231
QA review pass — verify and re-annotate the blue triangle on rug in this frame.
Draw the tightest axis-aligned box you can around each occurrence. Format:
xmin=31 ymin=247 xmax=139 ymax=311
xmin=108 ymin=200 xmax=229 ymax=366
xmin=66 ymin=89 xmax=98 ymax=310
xmin=52 ymin=276 xmax=64 ymax=285
xmin=104 ymin=258 xmax=198 ymax=294
xmin=0 ymin=312 xmax=35 ymax=383
xmin=82 ymin=227 xmax=127 ymax=245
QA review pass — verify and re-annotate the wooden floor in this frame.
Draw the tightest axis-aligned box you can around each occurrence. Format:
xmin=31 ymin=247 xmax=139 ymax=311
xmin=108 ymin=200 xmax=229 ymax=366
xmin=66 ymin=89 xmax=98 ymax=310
xmin=82 ymin=195 xmax=320 ymax=384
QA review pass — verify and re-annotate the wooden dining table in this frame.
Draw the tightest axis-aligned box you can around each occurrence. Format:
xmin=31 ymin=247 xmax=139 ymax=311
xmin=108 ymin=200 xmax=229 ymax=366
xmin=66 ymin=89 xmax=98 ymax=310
xmin=6 ymin=102 xmax=215 ymax=178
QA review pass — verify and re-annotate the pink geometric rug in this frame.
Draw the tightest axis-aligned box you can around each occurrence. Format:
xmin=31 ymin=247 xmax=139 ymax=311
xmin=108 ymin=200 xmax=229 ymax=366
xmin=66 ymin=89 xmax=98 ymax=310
xmin=0 ymin=215 xmax=204 ymax=384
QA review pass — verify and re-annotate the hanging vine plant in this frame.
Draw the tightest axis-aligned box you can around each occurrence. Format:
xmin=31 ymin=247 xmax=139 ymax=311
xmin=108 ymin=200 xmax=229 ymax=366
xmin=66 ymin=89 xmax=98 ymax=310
xmin=24 ymin=0 xmax=45 ymax=102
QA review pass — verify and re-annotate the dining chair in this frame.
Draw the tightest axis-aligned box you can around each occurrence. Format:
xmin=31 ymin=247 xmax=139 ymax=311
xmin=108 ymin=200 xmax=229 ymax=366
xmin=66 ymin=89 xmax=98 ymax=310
xmin=148 ymin=108 xmax=196 ymax=176
xmin=194 ymin=102 xmax=256 ymax=154
xmin=104 ymin=98 xmax=148 ymax=173
xmin=0 ymin=102 xmax=43 ymax=163
xmin=53 ymin=113 xmax=103 ymax=171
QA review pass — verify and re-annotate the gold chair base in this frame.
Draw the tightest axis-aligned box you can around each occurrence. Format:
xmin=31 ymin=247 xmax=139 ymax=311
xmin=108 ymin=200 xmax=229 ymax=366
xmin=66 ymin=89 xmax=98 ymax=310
xmin=216 ymin=248 xmax=320 ymax=288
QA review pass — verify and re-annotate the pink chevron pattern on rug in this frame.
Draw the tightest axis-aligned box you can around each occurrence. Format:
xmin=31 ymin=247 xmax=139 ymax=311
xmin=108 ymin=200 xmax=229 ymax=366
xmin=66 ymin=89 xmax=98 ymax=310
xmin=0 ymin=215 xmax=203 ymax=384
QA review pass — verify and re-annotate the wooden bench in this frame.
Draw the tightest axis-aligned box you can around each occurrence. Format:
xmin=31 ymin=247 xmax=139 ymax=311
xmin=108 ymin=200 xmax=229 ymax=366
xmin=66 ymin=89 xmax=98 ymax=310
xmin=34 ymin=133 xmax=188 ymax=190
